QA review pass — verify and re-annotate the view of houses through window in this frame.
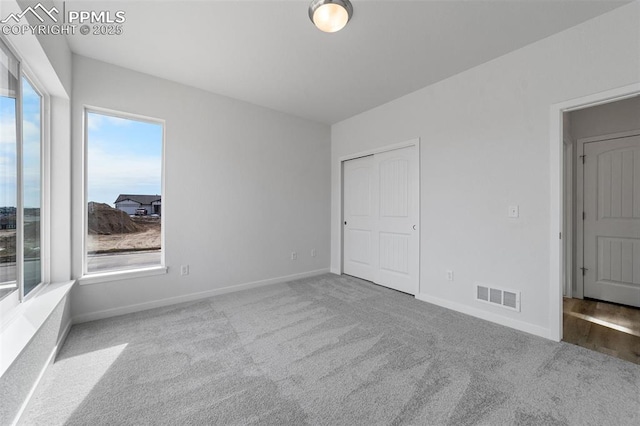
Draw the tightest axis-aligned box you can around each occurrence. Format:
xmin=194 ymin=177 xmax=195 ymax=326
xmin=1 ymin=38 xmax=43 ymax=301
xmin=86 ymin=111 xmax=163 ymax=274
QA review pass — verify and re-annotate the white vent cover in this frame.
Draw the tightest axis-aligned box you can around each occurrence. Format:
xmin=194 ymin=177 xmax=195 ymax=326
xmin=475 ymin=283 xmax=520 ymax=312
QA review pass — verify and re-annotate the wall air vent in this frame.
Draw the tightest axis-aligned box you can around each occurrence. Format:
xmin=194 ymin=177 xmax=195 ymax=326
xmin=475 ymin=283 xmax=520 ymax=312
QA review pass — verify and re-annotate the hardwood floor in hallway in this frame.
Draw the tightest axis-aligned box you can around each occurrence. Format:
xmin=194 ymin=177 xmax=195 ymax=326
xmin=563 ymin=297 xmax=640 ymax=364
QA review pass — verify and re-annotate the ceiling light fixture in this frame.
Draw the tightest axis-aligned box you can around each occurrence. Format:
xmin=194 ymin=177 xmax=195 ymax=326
xmin=309 ymin=0 xmax=353 ymax=33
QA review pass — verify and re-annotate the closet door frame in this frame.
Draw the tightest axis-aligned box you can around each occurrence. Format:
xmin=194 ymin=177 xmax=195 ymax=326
xmin=339 ymin=138 xmax=420 ymax=294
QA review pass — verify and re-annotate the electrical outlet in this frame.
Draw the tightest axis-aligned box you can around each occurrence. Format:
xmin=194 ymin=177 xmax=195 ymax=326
xmin=446 ymin=270 xmax=454 ymax=281
xmin=181 ymin=265 xmax=189 ymax=276
xmin=291 ymin=251 xmax=297 ymax=260
xmin=311 ymin=249 xmax=316 ymax=257
xmin=508 ymin=205 xmax=519 ymax=218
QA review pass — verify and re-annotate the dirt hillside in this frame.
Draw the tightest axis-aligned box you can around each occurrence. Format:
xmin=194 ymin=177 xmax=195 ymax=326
xmin=88 ymin=202 xmax=141 ymax=235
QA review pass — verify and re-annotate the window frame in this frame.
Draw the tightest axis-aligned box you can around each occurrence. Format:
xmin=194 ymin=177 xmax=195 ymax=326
xmin=16 ymin=72 xmax=51 ymax=301
xmin=0 ymin=37 xmax=50 ymax=313
xmin=81 ymin=106 xmax=166 ymax=283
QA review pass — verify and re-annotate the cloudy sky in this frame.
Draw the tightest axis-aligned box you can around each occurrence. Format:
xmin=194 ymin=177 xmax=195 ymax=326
xmin=0 ymin=77 xmax=41 ymax=209
xmin=1 ymin=84 xmax=162 ymax=209
xmin=23 ymin=78 xmax=41 ymax=209
xmin=87 ymin=112 xmax=162 ymax=206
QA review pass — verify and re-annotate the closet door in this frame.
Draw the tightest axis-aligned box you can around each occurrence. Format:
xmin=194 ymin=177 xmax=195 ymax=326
xmin=343 ymin=155 xmax=377 ymax=282
xmin=376 ymin=147 xmax=419 ymax=294
xmin=343 ymin=146 xmax=419 ymax=295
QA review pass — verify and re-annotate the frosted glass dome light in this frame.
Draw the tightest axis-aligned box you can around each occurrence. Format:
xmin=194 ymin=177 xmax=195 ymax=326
xmin=309 ymin=0 xmax=353 ymax=33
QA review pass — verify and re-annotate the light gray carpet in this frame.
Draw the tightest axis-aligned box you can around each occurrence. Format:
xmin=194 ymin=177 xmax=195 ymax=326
xmin=21 ymin=274 xmax=640 ymax=425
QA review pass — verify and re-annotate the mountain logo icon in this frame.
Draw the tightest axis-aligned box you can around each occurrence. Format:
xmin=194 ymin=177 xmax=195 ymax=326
xmin=1 ymin=3 xmax=59 ymax=24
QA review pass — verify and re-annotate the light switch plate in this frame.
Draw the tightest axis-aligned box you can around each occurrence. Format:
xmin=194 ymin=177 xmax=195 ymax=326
xmin=508 ymin=205 xmax=519 ymax=218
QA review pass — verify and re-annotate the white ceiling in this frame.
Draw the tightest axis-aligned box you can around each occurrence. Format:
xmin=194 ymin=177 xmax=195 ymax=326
xmin=62 ymin=0 xmax=630 ymax=124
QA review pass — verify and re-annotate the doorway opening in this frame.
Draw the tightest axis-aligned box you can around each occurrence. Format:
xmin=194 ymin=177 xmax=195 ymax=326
xmin=561 ymin=95 xmax=640 ymax=364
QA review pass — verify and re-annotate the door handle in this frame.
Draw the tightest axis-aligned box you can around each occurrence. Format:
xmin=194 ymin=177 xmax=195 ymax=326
xmin=413 ymin=225 xmax=416 ymax=230
xmin=344 ymin=221 xmax=347 ymax=225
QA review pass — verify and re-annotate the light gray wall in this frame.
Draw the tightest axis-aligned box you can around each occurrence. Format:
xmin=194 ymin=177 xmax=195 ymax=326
xmin=16 ymin=0 xmax=72 ymax=95
xmin=570 ymin=95 xmax=640 ymax=141
xmin=49 ymin=96 xmax=72 ymax=283
xmin=70 ymin=55 xmax=331 ymax=320
xmin=330 ymin=2 xmax=639 ymax=337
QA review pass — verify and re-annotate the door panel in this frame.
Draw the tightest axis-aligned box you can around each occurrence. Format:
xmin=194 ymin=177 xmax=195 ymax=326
xmin=583 ymin=135 xmax=640 ymax=307
xmin=342 ymin=146 xmax=419 ymax=295
xmin=347 ymin=166 xmax=372 ymax=217
xmin=347 ymin=229 xmax=372 ymax=265
xmin=376 ymin=148 xmax=418 ymax=294
xmin=343 ymin=156 xmax=377 ymax=282
xmin=379 ymin=158 xmax=409 ymax=217
xmin=379 ymin=232 xmax=410 ymax=274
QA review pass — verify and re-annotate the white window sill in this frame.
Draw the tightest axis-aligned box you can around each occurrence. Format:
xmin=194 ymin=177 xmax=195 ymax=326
xmin=79 ymin=266 xmax=168 ymax=286
xmin=0 ymin=280 xmax=74 ymax=377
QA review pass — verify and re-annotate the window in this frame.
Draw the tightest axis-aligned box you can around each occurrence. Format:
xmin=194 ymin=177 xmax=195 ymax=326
xmin=0 ymin=40 xmax=18 ymax=300
xmin=0 ymin=38 xmax=44 ymax=302
xmin=22 ymin=77 xmax=42 ymax=295
xmin=85 ymin=110 xmax=164 ymax=275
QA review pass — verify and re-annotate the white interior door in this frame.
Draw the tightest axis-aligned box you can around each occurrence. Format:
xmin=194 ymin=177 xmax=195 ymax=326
xmin=343 ymin=155 xmax=377 ymax=282
xmin=343 ymin=146 xmax=419 ymax=295
xmin=376 ymin=148 xmax=419 ymax=294
xmin=583 ymin=135 xmax=640 ymax=307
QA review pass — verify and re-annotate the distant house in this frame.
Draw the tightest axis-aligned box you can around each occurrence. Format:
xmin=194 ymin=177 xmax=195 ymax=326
xmin=0 ymin=216 xmax=16 ymax=230
xmin=114 ymin=194 xmax=161 ymax=216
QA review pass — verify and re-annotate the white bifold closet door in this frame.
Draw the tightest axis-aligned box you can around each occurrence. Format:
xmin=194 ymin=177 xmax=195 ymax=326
xmin=343 ymin=146 xmax=419 ymax=295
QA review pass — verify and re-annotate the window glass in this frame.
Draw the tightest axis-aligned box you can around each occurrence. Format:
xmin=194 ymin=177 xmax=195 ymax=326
xmin=86 ymin=111 xmax=163 ymax=274
xmin=22 ymin=77 xmax=41 ymax=295
xmin=0 ymin=40 xmax=19 ymax=299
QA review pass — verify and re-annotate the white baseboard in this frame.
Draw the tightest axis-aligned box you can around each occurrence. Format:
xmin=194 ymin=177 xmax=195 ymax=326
xmin=415 ymin=293 xmax=549 ymax=339
xmin=11 ymin=317 xmax=72 ymax=426
xmin=72 ymin=268 xmax=330 ymax=324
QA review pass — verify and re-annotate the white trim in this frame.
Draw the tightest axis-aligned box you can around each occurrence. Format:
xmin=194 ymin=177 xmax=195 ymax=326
xmin=0 ymin=280 xmax=74 ymax=377
xmin=20 ymin=72 xmax=47 ymax=301
xmin=40 ymin=74 xmax=51 ymax=287
xmin=0 ymin=33 xmax=54 ymax=309
xmin=79 ymin=265 xmax=168 ymax=286
xmin=16 ymin=56 xmax=24 ymax=301
xmin=563 ymin=142 xmax=573 ymax=298
xmin=81 ymin=106 xmax=166 ymax=278
xmin=337 ymin=138 xmax=420 ymax=163
xmin=0 ymin=2 xmax=68 ymax=99
xmin=549 ymin=83 xmax=640 ymax=342
xmin=578 ymin=129 xmax=640 ymax=144
xmin=416 ymin=293 xmax=548 ymax=339
xmin=11 ymin=317 xmax=72 ymax=426
xmin=73 ymin=268 xmax=330 ymax=324
xmin=337 ymin=138 xmax=421 ymax=292
xmin=0 ymin=289 xmax=20 ymax=323
xmin=575 ymin=139 xmax=585 ymax=300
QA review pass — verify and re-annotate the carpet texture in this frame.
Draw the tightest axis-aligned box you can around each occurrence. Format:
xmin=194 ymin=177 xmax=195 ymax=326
xmin=21 ymin=274 xmax=640 ymax=425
